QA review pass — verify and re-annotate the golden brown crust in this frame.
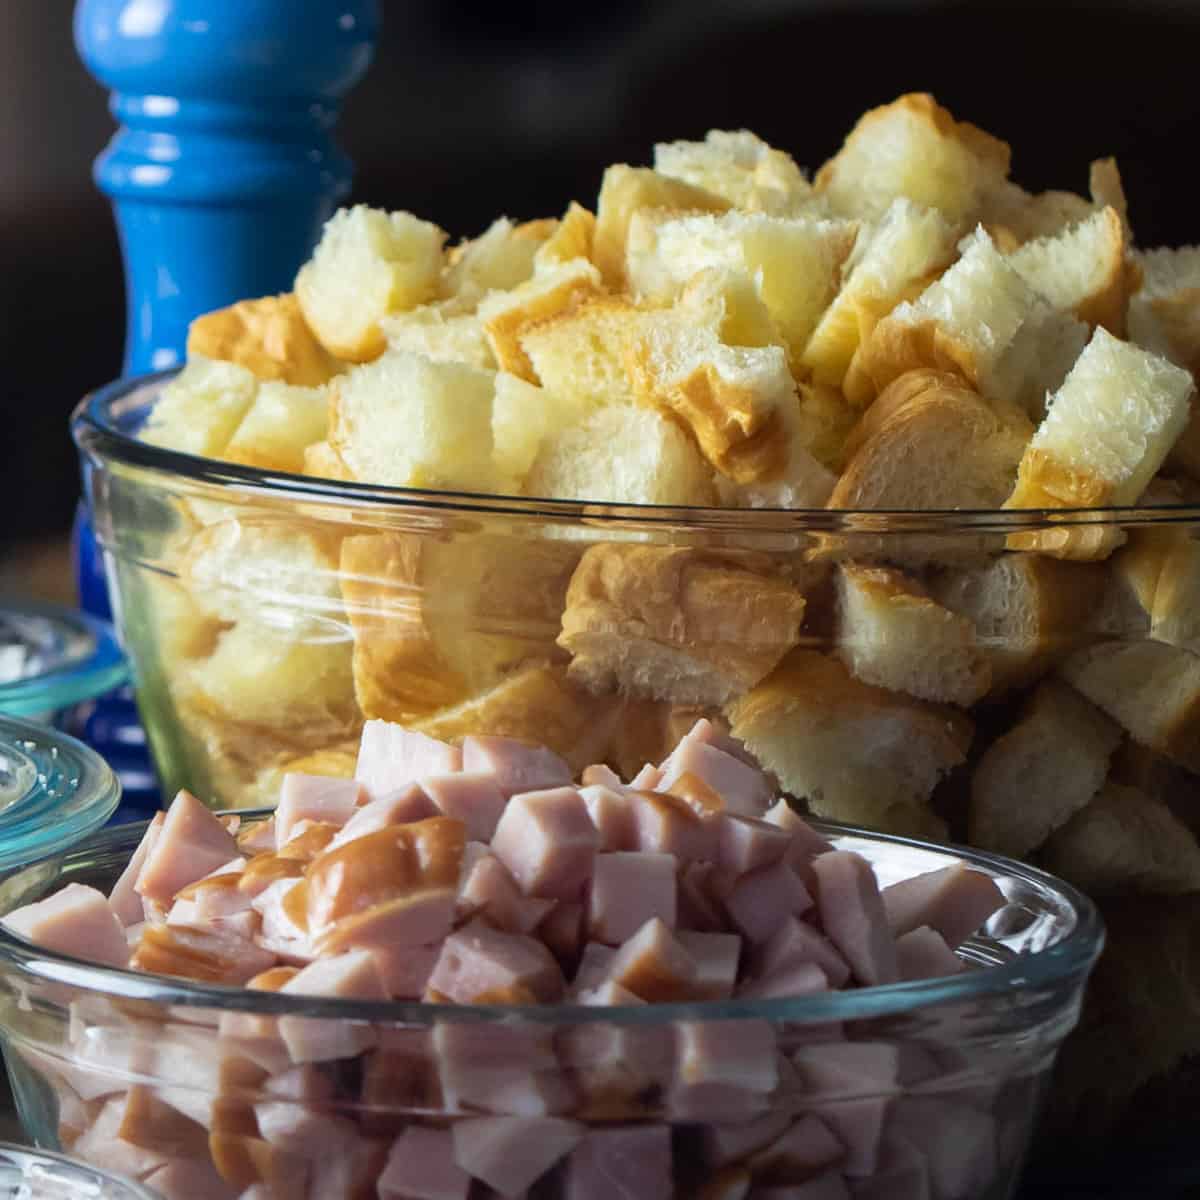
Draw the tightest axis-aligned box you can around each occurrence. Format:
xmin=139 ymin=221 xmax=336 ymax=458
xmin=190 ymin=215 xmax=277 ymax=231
xmin=187 ymin=294 xmax=343 ymax=387
xmin=559 ymin=544 xmax=807 ymax=707
xmin=534 ymin=202 xmax=596 ymax=268
xmin=843 ymin=316 xmax=979 ymax=407
xmin=592 ymin=165 xmax=730 ymax=288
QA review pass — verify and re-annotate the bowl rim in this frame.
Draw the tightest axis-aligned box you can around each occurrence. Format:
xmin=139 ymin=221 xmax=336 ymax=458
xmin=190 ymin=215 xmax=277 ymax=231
xmin=0 ymin=811 xmax=1105 ymax=1026
xmin=72 ymin=370 xmax=1200 ymax=531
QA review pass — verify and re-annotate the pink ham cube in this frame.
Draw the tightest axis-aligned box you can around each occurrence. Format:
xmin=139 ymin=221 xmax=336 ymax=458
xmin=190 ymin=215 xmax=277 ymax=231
xmin=702 ymin=1111 xmax=791 ymax=1168
xmin=628 ymin=790 xmax=716 ymax=863
xmin=588 ymin=853 xmax=677 ymax=945
xmin=579 ymin=784 xmax=637 ymax=851
xmin=817 ymin=1098 xmax=890 ymax=1178
xmin=580 ymin=763 xmax=626 ymax=792
xmin=421 ymin=772 xmax=508 ymax=842
xmin=453 ymin=1116 xmax=584 ymax=1196
xmin=355 ymin=720 xmax=462 ymax=799
xmin=277 ymin=949 xmax=387 ymax=1062
xmin=135 ymin=789 xmax=239 ymax=903
xmin=564 ymin=1125 xmax=672 ymax=1200
xmin=724 ymin=861 xmax=813 ymax=944
xmin=678 ymin=863 xmax=727 ymax=932
xmin=889 ymin=1098 xmax=996 ymax=1199
xmin=458 ymin=852 xmax=555 ymax=935
xmin=763 ymin=799 xmax=835 ymax=858
xmin=369 ymin=941 xmax=440 ymax=999
xmin=676 ymin=1019 xmax=778 ymax=1094
xmin=658 ymin=728 xmax=773 ymax=817
xmin=683 ymin=716 xmax=760 ymax=768
xmin=753 ymin=915 xmax=850 ymax=989
xmin=813 ymin=852 xmax=898 ymax=986
xmin=462 ymin=735 xmax=572 ymax=797
xmin=574 ymin=979 xmax=644 ymax=1005
xmin=70 ymin=1094 xmax=172 ymax=1181
xmin=145 ymin=1158 xmax=238 ymax=1200
xmin=330 ymin=784 xmax=439 ymax=846
xmin=490 ymin=788 xmax=599 ymax=901
xmin=896 ymin=926 xmax=965 ymax=982
xmin=716 ymin=814 xmax=792 ymax=875
xmin=275 ymin=774 xmax=361 ymax=847
xmin=758 ymin=1175 xmax=852 ymax=1200
xmin=538 ymin=900 xmax=584 ymax=970
xmin=608 ymin=917 xmax=697 ymax=1002
xmin=570 ymin=942 xmax=616 ymax=995
xmin=676 ymin=931 xmax=741 ymax=1000
xmin=558 ymin=1019 xmax=672 ymax=1109
xmin=379 ymin=1126 xmax=471 ymax=1200
xmin=751 ymin=1115 xmax=846 ymax=1181
xmin=791 ymin=1042 xmax=901 ymax=1100
xmin=316 ymin=888 xmax=457 ymax=956
xmin=881 ymin=864 xmax=1006 ymax=950
xmin=434 ymin=1022 xmax=571 ymax=1116
xmin=2 ymin=883 xmax=129 ymax=968
xmin=630 ymin=763 xmax=662 ymax=790
xmin=845 ymin=1135 xmax=929 ymax=1200
xmin=428 ymin=919 xmax=565 ymax=1004
xmin=738 ymin=960 xmax=829 ymax=1000
xmin=109 ymin=812 xmax=164 ymax=926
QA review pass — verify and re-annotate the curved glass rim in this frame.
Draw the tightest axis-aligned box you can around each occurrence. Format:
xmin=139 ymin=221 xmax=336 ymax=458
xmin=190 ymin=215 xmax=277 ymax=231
xmin=0 ymin=600 xmax=128 ymax=718
xmin=0 ymin=1140 xmax=160 ymax=1198
xmin=0 ymin=810 xmax=1104 ymax=1026
xmin=0 ymin=714 xmax=121 ymax=871
xmin=72 ymin=369 xmax=1200 ymax=532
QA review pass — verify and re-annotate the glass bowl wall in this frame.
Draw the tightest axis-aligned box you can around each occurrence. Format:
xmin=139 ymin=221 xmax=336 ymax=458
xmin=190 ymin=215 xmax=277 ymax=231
xmin=0 ymin=815 xmax=1102 ymax=1200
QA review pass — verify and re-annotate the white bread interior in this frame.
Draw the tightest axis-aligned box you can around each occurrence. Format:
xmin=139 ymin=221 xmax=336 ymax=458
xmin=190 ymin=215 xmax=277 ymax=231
xmin=142 ymin=357 xmax=260 ymax=459
xmin=379 ymin=304 xmax=496 ymax=370
xmin=222 ymin=381 xmax=329 ymax=474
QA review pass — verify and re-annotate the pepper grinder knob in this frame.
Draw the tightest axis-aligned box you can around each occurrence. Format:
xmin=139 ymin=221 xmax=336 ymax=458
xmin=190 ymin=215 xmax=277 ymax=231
xmin=74 ymin=0 xmax=379 ymax=376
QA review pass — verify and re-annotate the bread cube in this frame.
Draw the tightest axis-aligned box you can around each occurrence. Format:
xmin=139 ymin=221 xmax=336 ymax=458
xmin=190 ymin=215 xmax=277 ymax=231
xmin=654 ymin=128 xmax=815 ymax=214
xmin=559 ymin=544 xmax=806 ymax=706
xmin=969 ymin=680 xmax=1121 ymax=858
xmin=815 ymin=92 xmax=1010 ymax=224
xmin=491 ymin=371 xmax=589 ymax=486
xmin=141 ymin=357 xmax=259 ymax=458
xmin=1007 ymin=206 xmax=1133 ymax=334
xmin=625 ymin=210 xmax=858 ymax=362
xmin=329 ymin=350 xmax=499 ymax=491
xmin=592 ymin=164 xmax=730 ymax=287
xmin=441 ymin=216 xmax=542 ymax=308
xmin=1110 ymin=526 xmax=1200 ymax=652
xmin=802 ymin=198 xmax=960 ymax=387
xmin=848 ymin=229 xmax=1089 ymax=416
xmin=222 ymin=381 xmax=329 ymax=474
xmin=301 ymin=439 xmax=354 ymax=481
xmin=1128 ymin=245 xmax=1200 ymax=376
xmin=534 ymin=201 xmax=596 ymax=270
xmin=295 ymin=205 xmax=446 ymax=362
xmin=794 ymin=381 xmax=858 ymax=473
xmin=187 ymin=293 xmax=343 ymax=386
xmin=1004 ymin=328 xmax=1194 ymax=558
xmin=524 ymin=404 xmax=716 ymax=506
xmin=835 ymin=563 xmax=991 ymax=706
xmin=1041 ymin=782 xmax=1200 ymax=895
xmin=725 ymin=650 xmax=972 ymax=827
xmin=677 ymin=266 xmax=782 ymax=351
xmin=378 ymin=304 xmax=495 ymax=370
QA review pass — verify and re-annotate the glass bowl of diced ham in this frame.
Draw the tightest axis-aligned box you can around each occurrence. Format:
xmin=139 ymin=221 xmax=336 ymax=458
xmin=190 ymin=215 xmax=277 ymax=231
xmin=0 ymin=719 xmax=1102 ymax=1200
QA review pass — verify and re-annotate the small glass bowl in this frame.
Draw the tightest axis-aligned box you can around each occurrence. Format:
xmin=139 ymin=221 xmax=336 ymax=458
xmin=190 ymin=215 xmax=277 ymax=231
xmin=0 ymin=1141 xmax=157 ymax=1199
xmin=0 ymin=814 xmax=1102 ymax=1200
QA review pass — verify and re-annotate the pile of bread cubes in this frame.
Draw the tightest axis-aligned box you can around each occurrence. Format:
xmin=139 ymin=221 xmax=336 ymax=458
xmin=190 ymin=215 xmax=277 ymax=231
xmin=140 ymin=93 xmax=1200 ymax=912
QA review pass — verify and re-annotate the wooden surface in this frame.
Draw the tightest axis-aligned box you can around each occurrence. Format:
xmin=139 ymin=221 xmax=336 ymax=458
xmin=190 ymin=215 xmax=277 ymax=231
xmin=0 ymin=537 xmax=75 ymax=607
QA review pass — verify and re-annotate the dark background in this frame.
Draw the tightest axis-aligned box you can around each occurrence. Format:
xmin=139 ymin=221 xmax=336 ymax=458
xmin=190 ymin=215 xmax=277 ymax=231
xmin=5 ymin=0 xmax=1200 ymax=555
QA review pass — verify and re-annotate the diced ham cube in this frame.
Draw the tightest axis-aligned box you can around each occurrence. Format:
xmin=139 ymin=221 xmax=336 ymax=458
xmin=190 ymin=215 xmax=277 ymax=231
xmin=819 ymin=1099 xmax=890 ymax=1178
xmin=628 ymin=790 xmax=716 ymax=863
xmin=630 ymin=763 xmax=662 ymax=790
xmin=881 ymin=865 xmax=1006 ymax=950
xmin=676 ymin=931 xmax=741 ymax=1000
xmin=65 ymin=1000 xmax=158 ymax=1100
xmin=275 ymin=774 xmax=361 ymax=847
xmin=428 ymin=919 xmax=565 ymax=1004
xmin=145 ymin=1157 xmax=238 ymax=1200
xmin=462 ymin=735 xmax=573 ymax=797
xmin=538 ymin=900 xmax=584 ymax=971
xmin=702 ymin=1111 xmax=791 ymax=1168
xmin=565 ymin=1125 xmax=672 ymax=1200
xmin=379 ymin=1126 xmax=472 ymax=1200
xmin=676 ymin=1019 xmax=778 ymax=1094
xmin=683 ymin=716 xmax=760 ymax=768
xmin=2 ymin=883 xmax=129 ymax=968
xmin=896 ymin=926 xmax=965 ymax=982
xmin=109 ymin=812 xmax=165 ymax=926
xmin=678 ymin=863 xmax=727 ymax=932
xmin=751 ymin=1115 xmax=845 ymax=1182
xmin=763 ymin=800 xmax=835 ymax=858
xmin=846 ymin=1135 xmax=930 ymax=1200
xmin=114 ymin=1084 xmax=209 ymax=1158
xmin=251 ymin=878 xmax=310 ymax=950
xmin=356 ymin=720 xmax=462 ymax=799
xmin=791 ymin=1042 xmax=901 ymax=1100
xmin=316 ymin=888 xmax=456 ymax=957
xmin=580 ymin=763 xmax=626 ymax=791
xmin=71 ymin=1094 xmax=172 ymax=1179
xmin=738 ymin=961 xmax=829 ymax=1000
xmin=277 ymin=949 xmax=386 ymax=1062
xmin=579 ymin=784 xmax=637 ymax=851
xmin=453 ymin=1116 xmax=584 ymax=1196
xmin=889 ymin=1098 xmax=996 ymax=1200
xmin=360 ymin=1029 xmax=438 ymax=1131
xmin=434 ymin=1022 xmax=572 ymax=1116
xmin=588 ymin=853 xmax=677 ymax=945
xmin=570 ymin=942 xmax=616 ymax=995
xmin=132 ymin=922 xmax=276 ymax=984
xmin=753 ymin=916 xmax=851 ymax=989
xmin=608 ymin=917 xmax=697 ymax=1002
xmin=658 ymin=729 xmax=772 ymax=817
xmin=420 ymin=772 xmax=508 ymax=842
xmin=458 ymin=852 xmax=555 ymax=934
xmin=725 ymin=861 xmax=813 ymax=943
xmin=369 ymin=942 xmax=440 ymax=999
xmin=813 ymin=852 xmax=899 ymax=986
xmin=717 ymin=814 xmax=792 ymax=875
xmin=331 ymin=784 xmax=440 ymax=848
xmin=574 ymin=979 xmax=644 ymax=1005
xmin=237 ymin=816 xmax=277 ymax=855
xmin=135 ymin=789 xmax=239 ymax=903
xmin=490 ymin=788 xmax=599 ymax=901
xmin=305 ymin=1132 xmax=388 ymax=1200
xmin=557 ymin=1018 xmax=672 ymax=1109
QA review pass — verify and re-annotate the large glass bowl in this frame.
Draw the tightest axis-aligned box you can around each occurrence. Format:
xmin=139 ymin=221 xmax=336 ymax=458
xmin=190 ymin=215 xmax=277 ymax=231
xmin=0 ymin=1142 xmax=157 ymax=1199
xmin=0 ymin=814 xmax=1102 ymax=1200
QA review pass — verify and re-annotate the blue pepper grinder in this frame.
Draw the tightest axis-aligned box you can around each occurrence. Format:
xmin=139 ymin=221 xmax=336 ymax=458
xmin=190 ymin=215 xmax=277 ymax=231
xmin=72 ymin=0 xmax=379 ymax=811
